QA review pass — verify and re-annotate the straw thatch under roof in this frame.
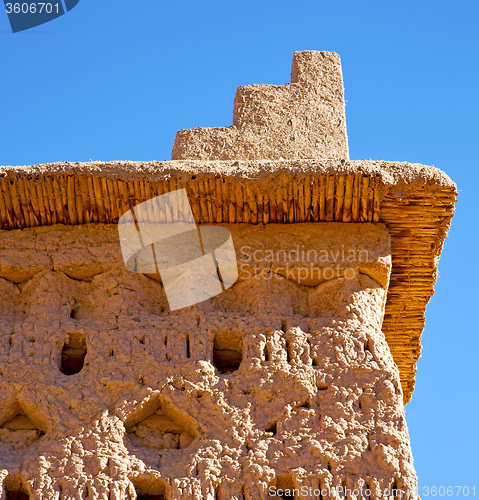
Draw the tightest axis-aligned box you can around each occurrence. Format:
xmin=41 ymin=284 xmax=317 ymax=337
xmin=0 ymin=159 xmax=456 ymax=403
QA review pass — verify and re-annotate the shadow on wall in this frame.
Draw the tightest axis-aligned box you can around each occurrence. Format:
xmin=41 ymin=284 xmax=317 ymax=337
xmin=126 ymin=400 xmax=197 ymax=452
xmin=0 ymin=404 xmax=45 ymax=452
xmin=131 ymin=476 xmax=168 ymax=500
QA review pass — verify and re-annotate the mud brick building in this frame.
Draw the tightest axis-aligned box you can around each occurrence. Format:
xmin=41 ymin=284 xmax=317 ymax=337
xmin=0 ymin=52 xmax=456 ymax=500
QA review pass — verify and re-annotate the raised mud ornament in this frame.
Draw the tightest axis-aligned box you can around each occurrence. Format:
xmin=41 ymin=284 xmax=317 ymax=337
xmin=118 ymin=189 xmax=238 ymax=310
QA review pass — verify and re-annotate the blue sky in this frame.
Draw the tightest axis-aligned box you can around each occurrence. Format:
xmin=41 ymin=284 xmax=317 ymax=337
xmin=1 ymin=0 xmax=478 ymax=493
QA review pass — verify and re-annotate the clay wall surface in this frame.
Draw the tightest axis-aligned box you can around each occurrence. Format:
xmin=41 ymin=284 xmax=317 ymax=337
xmin=0 ymin=223 xmax=416 ymax=500
xmin=0 ymin=159 xmax=457 ymax=402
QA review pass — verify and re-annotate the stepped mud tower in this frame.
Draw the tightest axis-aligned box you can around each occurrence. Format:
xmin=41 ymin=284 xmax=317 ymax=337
xmin=0 ymin=51 xmax=456 ymax=500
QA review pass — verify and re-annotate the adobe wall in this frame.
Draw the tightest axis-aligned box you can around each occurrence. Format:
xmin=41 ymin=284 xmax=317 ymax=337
xmin=0 ymin=222 xmax=416 ymax=500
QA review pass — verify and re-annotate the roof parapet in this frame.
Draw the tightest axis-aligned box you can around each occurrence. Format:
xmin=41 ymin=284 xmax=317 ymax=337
xmin=172 ymin=51 xmax=349 ymax=161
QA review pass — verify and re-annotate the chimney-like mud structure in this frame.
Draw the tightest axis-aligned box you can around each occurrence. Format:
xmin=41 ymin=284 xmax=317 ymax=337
xmin=0 ymin=52 xmax=456 ymax=500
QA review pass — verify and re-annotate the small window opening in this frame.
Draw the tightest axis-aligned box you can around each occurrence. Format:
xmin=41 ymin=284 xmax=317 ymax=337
xmin=212 ymin=332 xmax=242 ymax=374
xmin=284 ymin=339 xmax=291 ymax=362
xmin=132 ymin=476 xmax=167 ymax=500
xmin=391 ymin=480 xmax=399 ymax=498
xmin=364 ymin=483 xmax=371 ymax=499
xmin=4 ymin=476 xmax=30 ymax=500
xmin=213 ymin=348 xmax=242 ymax=373
xmin=276 ymin=475 xmax=295 ymax=498
xmin=263 ymin=344 xmax=270 ymax=362
xmin=265 ymin=421 xmax=277 ymax=435
xmin=364 ymin=339 xmax=371 ymax=354
xmin=70 ymin=305 xmax=80 ymax=320
xmin=6 ymin=490 xmax=30 ymax=500
xmin=136 ymin=495 xmax=165 ymax=500
xmin=186 ymin=335 xmax=191 ymax=359
xmin=61 ymin=333 xmax=86 ymax=375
